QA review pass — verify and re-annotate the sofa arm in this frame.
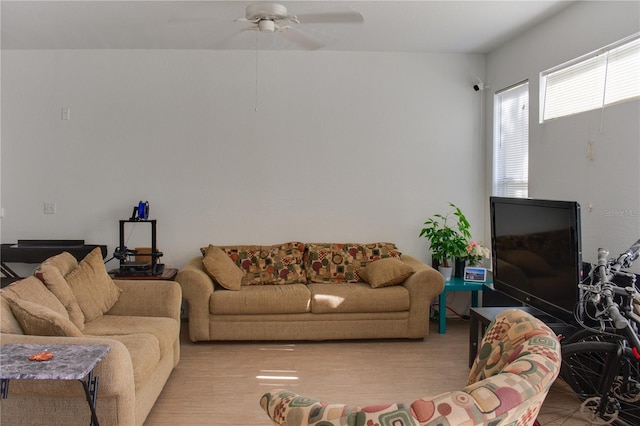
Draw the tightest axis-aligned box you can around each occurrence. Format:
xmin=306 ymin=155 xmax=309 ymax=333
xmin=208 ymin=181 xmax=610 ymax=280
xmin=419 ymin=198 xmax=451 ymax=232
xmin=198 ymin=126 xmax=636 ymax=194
xmin=401 ymin=255 xmax=444 ymax=337
xmin=0 ymin=333 xmax=135 ymax=399
xmin=108 ymin=280 xmax=182 ymax=322
xmin=260 ymin=389 xmax=418 ymax=426
xmin=175 ymin=257 xmax=215 ymax=342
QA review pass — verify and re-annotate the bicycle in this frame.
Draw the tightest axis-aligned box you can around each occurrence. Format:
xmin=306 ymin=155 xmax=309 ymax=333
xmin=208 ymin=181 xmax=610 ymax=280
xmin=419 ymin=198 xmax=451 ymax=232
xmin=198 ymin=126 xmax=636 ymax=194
xmin=559 ymin=238 xmax=640 ymax=425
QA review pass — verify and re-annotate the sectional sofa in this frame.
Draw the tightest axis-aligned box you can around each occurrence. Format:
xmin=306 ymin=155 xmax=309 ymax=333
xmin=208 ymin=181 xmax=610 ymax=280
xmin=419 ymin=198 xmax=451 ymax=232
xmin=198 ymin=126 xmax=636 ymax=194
xmin=176 ymin=242 xmax=444 ymax=342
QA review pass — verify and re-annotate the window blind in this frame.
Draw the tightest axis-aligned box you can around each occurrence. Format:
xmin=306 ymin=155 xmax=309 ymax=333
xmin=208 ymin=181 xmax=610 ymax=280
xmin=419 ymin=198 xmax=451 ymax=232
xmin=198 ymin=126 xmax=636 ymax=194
xmin=542 ymin=34 xmax=639 ymax=121
xmin=493 ymin=82 xmax=529 ymax=198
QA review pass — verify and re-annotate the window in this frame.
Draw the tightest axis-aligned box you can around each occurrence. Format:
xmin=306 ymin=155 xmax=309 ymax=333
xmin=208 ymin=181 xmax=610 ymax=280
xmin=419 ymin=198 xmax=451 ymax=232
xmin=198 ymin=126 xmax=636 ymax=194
xmin=541 ymin=34 xmax=640 ymax=121
xmin=493 ymin=82 xmax=529 ymax=198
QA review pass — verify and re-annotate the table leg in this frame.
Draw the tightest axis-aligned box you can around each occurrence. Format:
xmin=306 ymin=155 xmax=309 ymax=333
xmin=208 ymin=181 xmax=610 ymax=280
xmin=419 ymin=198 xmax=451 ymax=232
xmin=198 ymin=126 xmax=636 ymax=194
xmin=438 ymin=289 xmax=447 ymax=334
xmin=79 ymin=370 xmax=100 ymax=426
xmin=1 ymin=379 xmax=9 ymax=399
xmin=471 ymin=290 xmax=478 ymax=308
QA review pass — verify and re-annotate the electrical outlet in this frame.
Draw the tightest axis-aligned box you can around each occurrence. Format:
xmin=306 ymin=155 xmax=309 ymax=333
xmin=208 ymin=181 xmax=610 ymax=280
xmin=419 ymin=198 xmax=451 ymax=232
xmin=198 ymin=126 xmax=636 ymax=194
xmin=44 ymin=202 xmax=56 ymax=214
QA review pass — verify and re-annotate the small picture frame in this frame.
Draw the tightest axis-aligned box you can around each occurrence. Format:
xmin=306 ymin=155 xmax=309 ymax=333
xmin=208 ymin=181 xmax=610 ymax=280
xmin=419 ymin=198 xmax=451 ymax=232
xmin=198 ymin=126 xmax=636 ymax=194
xmin=464 ymin=266 xmax=487 ymax=282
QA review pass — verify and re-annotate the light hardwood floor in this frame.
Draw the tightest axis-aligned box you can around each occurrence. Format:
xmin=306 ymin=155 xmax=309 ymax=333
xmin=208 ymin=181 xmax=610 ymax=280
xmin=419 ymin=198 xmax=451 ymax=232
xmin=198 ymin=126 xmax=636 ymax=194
xmin=145 ymin=318 xmax=589 ymax=425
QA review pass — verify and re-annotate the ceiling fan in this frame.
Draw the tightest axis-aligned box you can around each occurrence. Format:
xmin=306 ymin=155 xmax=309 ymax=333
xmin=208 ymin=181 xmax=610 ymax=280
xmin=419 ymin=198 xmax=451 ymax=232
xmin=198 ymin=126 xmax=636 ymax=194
xmin=233 ymin=2 xmax=364 ymax=49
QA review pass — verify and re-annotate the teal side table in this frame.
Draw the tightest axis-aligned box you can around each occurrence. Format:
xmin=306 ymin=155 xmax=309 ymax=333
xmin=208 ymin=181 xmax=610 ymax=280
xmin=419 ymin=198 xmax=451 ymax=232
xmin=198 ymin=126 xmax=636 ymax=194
xmin=438 ymin=277 xmax=491 ymax=334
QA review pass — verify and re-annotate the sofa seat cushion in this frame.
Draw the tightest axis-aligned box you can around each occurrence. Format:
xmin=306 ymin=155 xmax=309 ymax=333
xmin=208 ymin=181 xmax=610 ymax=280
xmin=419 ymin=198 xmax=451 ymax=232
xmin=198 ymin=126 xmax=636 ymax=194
xmin=308 ymin=283 xmax=410 ymax=314
xmin=83 ymin=315 xmax=178 ymax=357
xmin=210 ymin=284 xmax=311 ymax=315
xmin=98 ymin=333 xmax=160 ymax=389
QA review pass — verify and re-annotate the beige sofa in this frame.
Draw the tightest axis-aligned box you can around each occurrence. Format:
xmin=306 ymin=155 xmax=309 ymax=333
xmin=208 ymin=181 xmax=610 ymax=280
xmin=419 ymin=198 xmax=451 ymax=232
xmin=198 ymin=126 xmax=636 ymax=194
xmin=177 ymin=242 xmax=444 ymax=342
xmin=0 ymin=248 xmax=182 ymax=426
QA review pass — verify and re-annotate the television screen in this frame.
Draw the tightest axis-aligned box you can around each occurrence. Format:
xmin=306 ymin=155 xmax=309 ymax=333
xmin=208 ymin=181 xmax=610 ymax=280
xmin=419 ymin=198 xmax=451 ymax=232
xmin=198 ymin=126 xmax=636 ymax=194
xmin=490 ymin=197 xmax=582 ymax=323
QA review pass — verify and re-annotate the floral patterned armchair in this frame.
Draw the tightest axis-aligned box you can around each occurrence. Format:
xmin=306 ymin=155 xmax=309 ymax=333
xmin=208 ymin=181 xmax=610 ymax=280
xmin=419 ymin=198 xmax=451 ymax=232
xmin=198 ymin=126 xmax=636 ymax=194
xmin=259 ymin=308 xmax=561 ymax=426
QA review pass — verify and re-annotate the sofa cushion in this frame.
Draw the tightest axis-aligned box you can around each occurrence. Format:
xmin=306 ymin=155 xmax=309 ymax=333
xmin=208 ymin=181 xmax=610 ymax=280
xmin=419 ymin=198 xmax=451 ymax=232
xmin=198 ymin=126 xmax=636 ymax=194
xmin=98 ymin=333 xmax=161 ymax=389
xmin=217 ymin=242 xmax=307 ymax=285
xmin=65 ymin=248 xmax=122 ymax=322
xmin=5 ymin=297 xmax=84 ymax=337
xmin=34 ymin=252 xmax=85 ymax=329
xmin=210 ymin=284 xmax=311 ymax=315
xmin=308 ymin=283 xmax=410 ymax=314
xmin=202 ymin=245 xmax=243 ymax=290
xmin=305 ymin=243 xmax=367 ymax=283
xmin=1 ymin=276 xmax=69 ymax=319
xmin=359 ymin=258 xmax=414 ymax=288
xmin=83 ymin=315 xmax=179 ymax=357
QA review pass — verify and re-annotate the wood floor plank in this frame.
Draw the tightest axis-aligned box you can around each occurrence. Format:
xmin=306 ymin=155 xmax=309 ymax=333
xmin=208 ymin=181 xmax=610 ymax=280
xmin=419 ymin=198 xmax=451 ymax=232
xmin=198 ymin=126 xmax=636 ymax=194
xmin=145 ymin=319 xmax=588 ymax=425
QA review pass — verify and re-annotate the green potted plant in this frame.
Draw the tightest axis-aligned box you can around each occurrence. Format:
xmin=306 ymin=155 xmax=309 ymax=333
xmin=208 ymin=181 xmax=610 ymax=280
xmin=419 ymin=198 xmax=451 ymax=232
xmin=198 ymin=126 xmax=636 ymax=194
xmin=419 ymin=203 xmax=471 ymax=280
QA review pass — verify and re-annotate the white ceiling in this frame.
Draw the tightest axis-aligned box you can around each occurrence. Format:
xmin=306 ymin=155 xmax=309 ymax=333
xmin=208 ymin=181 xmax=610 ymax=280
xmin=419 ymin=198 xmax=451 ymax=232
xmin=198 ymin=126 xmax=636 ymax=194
xmin=1 ymin=1 xmax=574 ymax=53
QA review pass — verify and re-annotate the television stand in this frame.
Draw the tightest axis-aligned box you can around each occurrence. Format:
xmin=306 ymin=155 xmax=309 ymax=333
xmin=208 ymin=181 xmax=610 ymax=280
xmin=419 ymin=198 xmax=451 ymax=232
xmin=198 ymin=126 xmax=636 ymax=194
xmin=468 ymin=306 xmax=577 ymax=368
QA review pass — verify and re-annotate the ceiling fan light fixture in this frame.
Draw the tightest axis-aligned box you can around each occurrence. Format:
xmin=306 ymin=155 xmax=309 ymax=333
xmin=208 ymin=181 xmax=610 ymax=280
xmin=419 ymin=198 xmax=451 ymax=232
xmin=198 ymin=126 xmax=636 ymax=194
xmin=258 ymin=19 xmax=276 ymax=32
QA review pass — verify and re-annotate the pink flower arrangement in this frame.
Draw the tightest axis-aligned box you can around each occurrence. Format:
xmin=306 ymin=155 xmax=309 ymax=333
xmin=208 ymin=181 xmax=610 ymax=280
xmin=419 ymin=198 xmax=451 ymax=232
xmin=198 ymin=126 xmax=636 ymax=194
xmin=466 ymin=240 xmax=490 ymax=265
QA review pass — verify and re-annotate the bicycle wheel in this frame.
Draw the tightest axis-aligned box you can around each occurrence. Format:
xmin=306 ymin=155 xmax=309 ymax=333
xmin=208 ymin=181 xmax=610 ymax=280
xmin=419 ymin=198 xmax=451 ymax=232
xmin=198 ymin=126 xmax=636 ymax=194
xmin=561 ymin=341 xmax=640 ymax=425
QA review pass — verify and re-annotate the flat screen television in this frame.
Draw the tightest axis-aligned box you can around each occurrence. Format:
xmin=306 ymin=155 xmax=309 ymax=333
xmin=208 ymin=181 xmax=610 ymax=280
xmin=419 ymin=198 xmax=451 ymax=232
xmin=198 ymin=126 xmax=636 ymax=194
xmin=490 ymin=197 xmax=582 ymax=324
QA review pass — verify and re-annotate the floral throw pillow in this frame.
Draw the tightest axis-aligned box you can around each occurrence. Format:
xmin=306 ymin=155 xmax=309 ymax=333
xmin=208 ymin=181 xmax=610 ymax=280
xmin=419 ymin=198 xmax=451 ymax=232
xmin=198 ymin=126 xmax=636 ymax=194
xmin=362 ymin=242 xmax=402 ymax=262
xmin=305 ymin=243 xmax=367 ymax=283
xmin=218 ymin=242 xmax=307 ymax=286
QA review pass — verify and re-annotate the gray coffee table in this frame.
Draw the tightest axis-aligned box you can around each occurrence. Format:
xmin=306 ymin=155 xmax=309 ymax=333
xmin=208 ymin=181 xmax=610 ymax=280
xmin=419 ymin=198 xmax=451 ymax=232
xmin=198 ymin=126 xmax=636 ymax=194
xmin=0 ymin=343 xmax=110 ymax=426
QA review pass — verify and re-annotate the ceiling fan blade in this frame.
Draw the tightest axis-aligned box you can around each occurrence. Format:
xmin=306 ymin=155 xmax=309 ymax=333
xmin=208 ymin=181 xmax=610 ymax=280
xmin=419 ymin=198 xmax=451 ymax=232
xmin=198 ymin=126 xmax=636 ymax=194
xmin=295 ymin=9 xmax=363 ymax=24
xmin=279 ymin=27 xmax=324 ymax=50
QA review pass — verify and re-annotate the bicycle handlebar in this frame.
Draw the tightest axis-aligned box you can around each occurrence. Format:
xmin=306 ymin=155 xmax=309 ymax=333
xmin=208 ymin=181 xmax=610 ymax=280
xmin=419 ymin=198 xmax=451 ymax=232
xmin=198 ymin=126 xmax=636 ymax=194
xmin=580 ymin=239 xmax=640 ymax=357
xmin=611 ymin=238 xmax=640 ymax=272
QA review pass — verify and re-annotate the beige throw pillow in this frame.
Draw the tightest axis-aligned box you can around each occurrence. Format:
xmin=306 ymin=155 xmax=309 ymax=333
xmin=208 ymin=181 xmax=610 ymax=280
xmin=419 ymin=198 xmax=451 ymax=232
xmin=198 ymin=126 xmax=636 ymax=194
xmin=35 ymin=256 xmax=86 ymax=330
xmin=359 ymin=258 xmax=414 ymax=288
xmin=203 ymin=245 xmax=244 ymax=290
xmin=1 ymin=276 xmax=69 ymax=319
xmin=66 ymin=248 xmax=122 ymax=322
xmin=6 ymin=297 xmax=84 ymax=337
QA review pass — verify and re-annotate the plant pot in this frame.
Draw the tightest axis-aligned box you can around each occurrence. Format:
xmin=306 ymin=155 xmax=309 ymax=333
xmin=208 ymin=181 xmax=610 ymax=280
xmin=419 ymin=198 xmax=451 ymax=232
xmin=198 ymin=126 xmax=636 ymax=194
xmin=438 ymin=266 xmax=453 ymax=282
xmin=454 ymin=258 xmax=466 ymax=278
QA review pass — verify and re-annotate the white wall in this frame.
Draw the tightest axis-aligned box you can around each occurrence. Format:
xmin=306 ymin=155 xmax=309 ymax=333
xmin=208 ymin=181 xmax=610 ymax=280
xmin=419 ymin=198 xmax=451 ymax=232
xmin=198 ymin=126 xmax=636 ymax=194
xmin=486 ymin=1 xmax=640 ymax=272
xmin=1 ymin=49 xmax=486 ymax=272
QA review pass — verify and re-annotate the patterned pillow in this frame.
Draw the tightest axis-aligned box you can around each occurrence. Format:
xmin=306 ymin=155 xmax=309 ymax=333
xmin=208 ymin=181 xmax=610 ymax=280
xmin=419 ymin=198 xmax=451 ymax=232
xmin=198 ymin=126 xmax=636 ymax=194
xmin=362 ymin=242 xmax=402 ymax=262
xmin=305 ymin=243 xmax=367 ymax=283
xmin=218 ymin=242 xmax=307 ymax=286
